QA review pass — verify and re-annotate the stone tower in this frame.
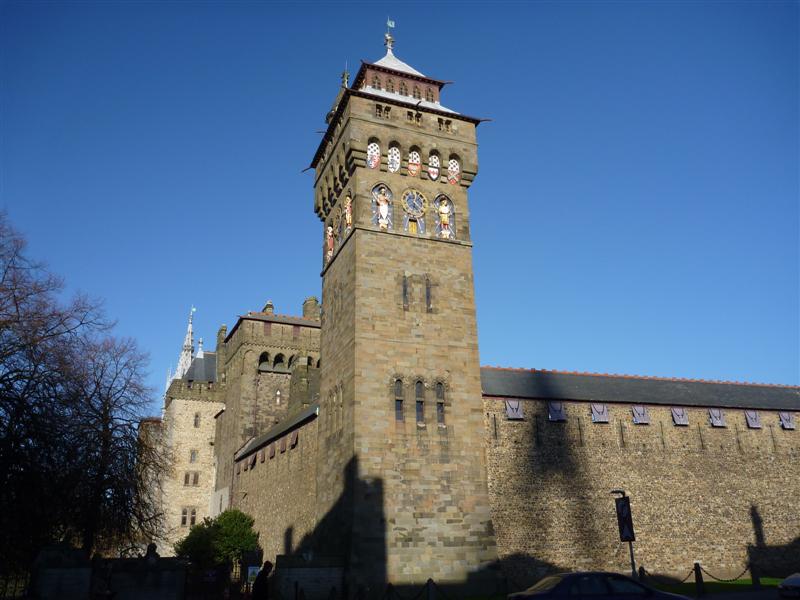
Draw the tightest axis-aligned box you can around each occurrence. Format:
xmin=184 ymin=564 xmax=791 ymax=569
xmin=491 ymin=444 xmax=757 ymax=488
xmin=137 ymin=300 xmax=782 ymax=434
xmin=310 ymin=31 xmax=496 ymax=593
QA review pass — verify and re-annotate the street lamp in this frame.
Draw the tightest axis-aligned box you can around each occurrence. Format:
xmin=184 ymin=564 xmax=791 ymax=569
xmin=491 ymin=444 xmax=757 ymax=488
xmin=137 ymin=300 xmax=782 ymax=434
xmin=611 ymin=489 xmax=637 ymax=579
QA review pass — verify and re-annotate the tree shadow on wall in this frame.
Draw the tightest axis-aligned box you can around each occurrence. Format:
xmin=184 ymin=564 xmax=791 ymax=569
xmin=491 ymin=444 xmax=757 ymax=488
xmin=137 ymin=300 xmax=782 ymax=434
xmin=491 ymin=375 xmax=608 ymax=588
xmin=747 ymin=504 xmax=800 ymax=578
xmin=276 ymin=456 xmax=386 ymax=600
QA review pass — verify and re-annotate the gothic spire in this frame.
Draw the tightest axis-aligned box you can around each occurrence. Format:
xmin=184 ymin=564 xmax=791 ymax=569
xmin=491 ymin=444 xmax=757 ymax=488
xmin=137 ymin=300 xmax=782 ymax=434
xmin=173 ymin=306 xmax=196 ymax=381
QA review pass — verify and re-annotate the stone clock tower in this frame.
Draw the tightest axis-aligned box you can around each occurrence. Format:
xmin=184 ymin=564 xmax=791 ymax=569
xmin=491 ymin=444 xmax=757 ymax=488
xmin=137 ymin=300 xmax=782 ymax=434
xmin=310 ymin=32 xmax=497 ymax=593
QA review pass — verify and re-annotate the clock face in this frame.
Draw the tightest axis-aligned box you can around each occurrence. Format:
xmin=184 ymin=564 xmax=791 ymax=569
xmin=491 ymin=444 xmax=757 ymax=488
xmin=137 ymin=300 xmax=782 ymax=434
xmin=402 ymin=189 xmax=428 ymax=218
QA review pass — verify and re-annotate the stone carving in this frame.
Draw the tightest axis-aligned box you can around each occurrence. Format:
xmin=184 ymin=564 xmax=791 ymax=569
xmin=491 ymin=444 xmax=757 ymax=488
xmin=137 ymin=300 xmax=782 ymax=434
xmin=371 ymin=184 xmax=393 ymax=231
xmin=408 ymin=150 xmax=421 ymax=177
xmin=447 ymin=158 xmax=460 ymax=185
xmin=367 ymin=142 xmax=381 ymax=169
xmin=343 ymin=195 xmax=353 ymax=231
xmin=427 ymin=154 xmax=440 ymax=180
xmin=434 ymin=196 xmax=455 ymax=240
xmin=388 ymin=146 xmax=401 ymax=173
xmin=325 ymin=225 xmax=334 ymax=263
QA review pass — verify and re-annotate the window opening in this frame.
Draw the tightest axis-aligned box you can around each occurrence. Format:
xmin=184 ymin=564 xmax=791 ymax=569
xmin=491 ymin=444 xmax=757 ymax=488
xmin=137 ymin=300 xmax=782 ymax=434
xmin=436 ymin=382 xmax=445 ymax=425
xmin=394 ymin=379 xmax=404 ymax=421
xmin=189 ymin=449 xmax=197 ymax=463
xmin=402 ymin=275 xmax=409 ymax=310
xmin=425 ymin=276 xmax=432 ymax=312
xmin=190 ymin=509 xmax=197 ymax=526
xmin=415 ymin=381 xmax=425 ymax=423
xmin=193 ymin=413 xmax=200 ymax=428
xmin=181 ymin=508 xmax=188 ymax=526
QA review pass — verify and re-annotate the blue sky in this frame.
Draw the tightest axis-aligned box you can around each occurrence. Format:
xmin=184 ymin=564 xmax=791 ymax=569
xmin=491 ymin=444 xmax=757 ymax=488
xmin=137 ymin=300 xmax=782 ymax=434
xmin=1 ymin=1 xmax=797 ymax=413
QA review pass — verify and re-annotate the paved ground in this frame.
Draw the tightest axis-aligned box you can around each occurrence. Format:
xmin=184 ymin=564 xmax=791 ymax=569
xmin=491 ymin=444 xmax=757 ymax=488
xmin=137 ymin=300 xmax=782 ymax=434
xmin=701 ymin=590 xmax=780 ymax=600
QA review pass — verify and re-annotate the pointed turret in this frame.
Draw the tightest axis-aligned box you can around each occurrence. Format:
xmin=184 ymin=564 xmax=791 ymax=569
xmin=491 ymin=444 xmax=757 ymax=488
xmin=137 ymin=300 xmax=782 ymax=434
xmin=173 ymin=307 xmax=196 ymax=381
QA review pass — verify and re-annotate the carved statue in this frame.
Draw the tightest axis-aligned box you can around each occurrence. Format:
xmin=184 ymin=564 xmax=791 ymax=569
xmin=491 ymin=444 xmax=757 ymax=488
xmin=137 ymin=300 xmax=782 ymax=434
xmin=326 ymin=226 xmax=334 ymax=262
xmin=344 ymin=195 xmax=353 ymax=230
xmin=437 ymin=198 xmax=453 ymax=239
xmin=375 ymin=186 xmax=391 ymax=230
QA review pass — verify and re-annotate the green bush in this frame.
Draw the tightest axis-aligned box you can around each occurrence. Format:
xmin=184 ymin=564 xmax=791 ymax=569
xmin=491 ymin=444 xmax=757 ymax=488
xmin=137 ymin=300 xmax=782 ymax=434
xmin=174 ymin=509 xmax=260 ymax=568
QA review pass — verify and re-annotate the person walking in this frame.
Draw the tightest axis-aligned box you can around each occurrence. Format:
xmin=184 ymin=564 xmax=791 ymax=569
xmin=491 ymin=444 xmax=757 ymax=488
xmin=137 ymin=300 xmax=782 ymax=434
xmin=252 ymin=561 xmax=273 ymax=600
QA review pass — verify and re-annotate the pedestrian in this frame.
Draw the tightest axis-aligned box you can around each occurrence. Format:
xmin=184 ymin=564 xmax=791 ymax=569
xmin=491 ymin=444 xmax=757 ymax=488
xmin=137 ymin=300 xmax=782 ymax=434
xmin=252 ymin=560 xmax=273 ymax=600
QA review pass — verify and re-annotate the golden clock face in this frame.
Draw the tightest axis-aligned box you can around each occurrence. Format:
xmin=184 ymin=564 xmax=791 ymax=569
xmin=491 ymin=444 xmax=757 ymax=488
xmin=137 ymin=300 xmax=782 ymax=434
xmin=401 ymin=189 xmax=428 ymax=218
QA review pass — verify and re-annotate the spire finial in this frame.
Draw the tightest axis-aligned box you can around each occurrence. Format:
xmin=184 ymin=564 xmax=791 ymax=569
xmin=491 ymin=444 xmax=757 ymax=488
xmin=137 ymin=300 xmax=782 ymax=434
xmin=385 ymin=18 xmax=395 ymax=53
xmin=341 ymin=60 xmax=349 ymax=88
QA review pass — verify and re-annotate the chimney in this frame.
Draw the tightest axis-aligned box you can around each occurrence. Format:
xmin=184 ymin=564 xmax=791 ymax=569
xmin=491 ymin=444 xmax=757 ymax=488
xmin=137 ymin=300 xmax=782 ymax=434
xmin=263 ymin=300 xmax=274 ymax=315
xmin=302 ymin=296 xmax=320 ymax=319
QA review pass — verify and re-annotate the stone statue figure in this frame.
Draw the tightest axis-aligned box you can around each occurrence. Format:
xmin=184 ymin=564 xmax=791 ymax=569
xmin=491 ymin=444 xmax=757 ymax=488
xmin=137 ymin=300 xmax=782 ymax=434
xmin=344 ymin=195 xmax=353 ymax=230
xmin=437 ymin=198 xmax=453 ymax=239
xmin=374 ymin=186 xmax=391 ymax=230
xmin=326 ymin=226 xmax=334 ymax=262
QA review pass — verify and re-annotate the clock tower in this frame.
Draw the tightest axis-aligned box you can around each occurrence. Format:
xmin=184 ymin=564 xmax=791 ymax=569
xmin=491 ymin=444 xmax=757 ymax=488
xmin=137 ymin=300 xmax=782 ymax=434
xmin=310 ymin=32 xmax=497 ymax=593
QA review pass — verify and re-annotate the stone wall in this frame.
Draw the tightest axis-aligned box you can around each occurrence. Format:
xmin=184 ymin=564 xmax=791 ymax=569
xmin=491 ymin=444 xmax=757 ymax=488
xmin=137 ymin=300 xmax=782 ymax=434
xmin=233 ymin=417 xmax=320 ymax=566
xmin=484 ymin=397 xmax=800 ymax=585
xmin=160 ymin=393 xmax=223 ymax=555
xmin=213 ymin=314 xmax=320 ymax=513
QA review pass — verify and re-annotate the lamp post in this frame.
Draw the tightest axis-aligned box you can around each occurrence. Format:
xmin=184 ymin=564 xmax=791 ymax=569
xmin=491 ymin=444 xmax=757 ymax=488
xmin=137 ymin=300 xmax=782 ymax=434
xmin=611 ymin=489 xmax=637 ymax=579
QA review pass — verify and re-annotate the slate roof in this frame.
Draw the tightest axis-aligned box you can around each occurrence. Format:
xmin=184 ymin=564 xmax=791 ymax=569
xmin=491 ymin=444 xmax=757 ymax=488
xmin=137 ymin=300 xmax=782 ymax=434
xmin=184 ymin=352 xmax=216 ymax=383
xmin=373 ymin=50 xmax=425 ymax=77
xmin=481 ymin=367 xmax=800 ymax=411
xmin=235 ymin=404 xmax=319 ymax=461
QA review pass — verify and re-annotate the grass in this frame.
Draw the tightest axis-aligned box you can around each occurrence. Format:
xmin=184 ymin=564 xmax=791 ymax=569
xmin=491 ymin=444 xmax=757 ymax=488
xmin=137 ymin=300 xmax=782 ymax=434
xmin=650 ymin=577 xmax=782 ymax=596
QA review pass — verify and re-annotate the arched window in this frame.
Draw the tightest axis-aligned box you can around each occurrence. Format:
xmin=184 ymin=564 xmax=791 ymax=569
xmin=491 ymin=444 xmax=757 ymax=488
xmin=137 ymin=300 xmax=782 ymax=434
xmin=273 ymin=354 xmax=285 ymax=369
xmin=181 ymin=508 xmax=188 ymax=526
xmin=394 ymin=379 xmax=404 ymax=421
xmin=193 ymin=413 xmax=200 ymax=428
xmin=372 ymin=74 xmax=381 ymax=90
xmin=288 ymin=355 xmax=297 ymax=368
xmin=415 ymin=381 xmax=425 ymax=423
xmin=399 ymin=82 xmax=408 ymax=96
xmin=425 ymin=87 xmax=434 ymax=102
xmin=447 ymin=156 xmax=461 ymax=185
xmin=413 ymin=86 xmax=421 ymax=100
xmin=387 ymin=145 xmax=401 ymax=173
xmin=386 ymin=78 xmax=395 ymax=93
xmin=436 ymin=383 xmax=445 ymax=425
xmin=276 ymin=390 xmax=281 ymax=405
xmin=258 ymin=352 xmax=271 ymax=372
xmin=366 ymin=141 xmax=381 ymax=169
xmin=427 ymin=153 xmax=440 ymax=181
xmin=190 ymin=508 xmax=197 ymax=526
xmin=407 ymin=149 xmax=421 ymax=177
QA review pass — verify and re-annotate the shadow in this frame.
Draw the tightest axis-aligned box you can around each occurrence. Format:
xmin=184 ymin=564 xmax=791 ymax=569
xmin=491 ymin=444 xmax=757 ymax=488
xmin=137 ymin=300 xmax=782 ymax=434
xmin=486 ymin=374 xmax=607 ymax=583
xmin=747 ymin=504 xmax=800 ymax=577
xmin=273 ymin=456 xmax=386 ymax=600
xmin=285 ymin=527 xmax=294 ymax=555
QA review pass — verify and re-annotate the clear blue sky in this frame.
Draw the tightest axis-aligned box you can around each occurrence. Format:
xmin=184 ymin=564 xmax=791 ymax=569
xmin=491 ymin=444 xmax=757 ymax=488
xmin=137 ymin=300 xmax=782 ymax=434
xmin=1 ymin=1 xmax=797 ymax=414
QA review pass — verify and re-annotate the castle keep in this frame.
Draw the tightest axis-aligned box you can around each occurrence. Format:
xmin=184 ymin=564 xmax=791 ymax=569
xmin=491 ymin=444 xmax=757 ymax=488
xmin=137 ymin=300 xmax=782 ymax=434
xmin=152 ymin=34 xmax=800 ymax=596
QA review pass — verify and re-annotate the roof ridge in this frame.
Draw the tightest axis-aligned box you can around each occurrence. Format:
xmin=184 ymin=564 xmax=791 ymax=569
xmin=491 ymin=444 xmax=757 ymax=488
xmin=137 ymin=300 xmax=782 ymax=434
xmin=480 ymin=365 xmax=800 ymax=390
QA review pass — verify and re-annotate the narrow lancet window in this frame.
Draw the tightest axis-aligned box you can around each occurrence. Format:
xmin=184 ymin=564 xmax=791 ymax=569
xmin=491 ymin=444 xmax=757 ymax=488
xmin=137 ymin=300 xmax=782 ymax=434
xmin=394 ymin=379 xmax=404 ymax=421
xmin=415 ymin=380 xmax=425 ymax=424
xmin=436 ymin=382 xmax=445 ymax=425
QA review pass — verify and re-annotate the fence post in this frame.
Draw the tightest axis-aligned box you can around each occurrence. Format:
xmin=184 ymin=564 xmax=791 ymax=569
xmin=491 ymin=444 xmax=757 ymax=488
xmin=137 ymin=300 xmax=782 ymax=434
xmin=694 ymin=563 xmax=704 ymax=597
xmin=427 ymin=578 xmax=435 ymax=600
xmin=638 ymin=567 xmax=646 ymax=582
xmin=750 ymin=563 xmax=761 ymax=590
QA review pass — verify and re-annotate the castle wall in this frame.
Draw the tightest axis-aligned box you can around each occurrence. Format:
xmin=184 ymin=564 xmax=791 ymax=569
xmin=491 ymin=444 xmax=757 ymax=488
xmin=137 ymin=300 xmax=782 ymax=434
xmin=159 ymin=393 xmax=224 ymax=555
xmin=213 ymin=317 xmax=321 ymax=509
xmin=484 ymin=398 xmax=800 ymax=585
xmin=233 ymin=417 xmax=320 ymax=566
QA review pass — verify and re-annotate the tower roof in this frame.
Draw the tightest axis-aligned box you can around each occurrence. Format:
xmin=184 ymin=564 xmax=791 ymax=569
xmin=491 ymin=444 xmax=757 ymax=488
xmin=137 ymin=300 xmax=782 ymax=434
xmin=372 ymin=32 xmax=425 ymax=77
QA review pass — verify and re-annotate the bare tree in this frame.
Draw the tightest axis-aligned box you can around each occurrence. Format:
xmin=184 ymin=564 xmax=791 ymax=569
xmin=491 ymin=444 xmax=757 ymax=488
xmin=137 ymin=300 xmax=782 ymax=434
xmin=0 ymin=214 xmax=165 ymax=567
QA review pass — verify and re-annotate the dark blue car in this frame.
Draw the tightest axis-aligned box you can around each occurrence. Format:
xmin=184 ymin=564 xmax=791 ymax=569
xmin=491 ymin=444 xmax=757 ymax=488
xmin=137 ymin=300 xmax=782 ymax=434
xmin=508 ymin=572 xmax=691 ymax=600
